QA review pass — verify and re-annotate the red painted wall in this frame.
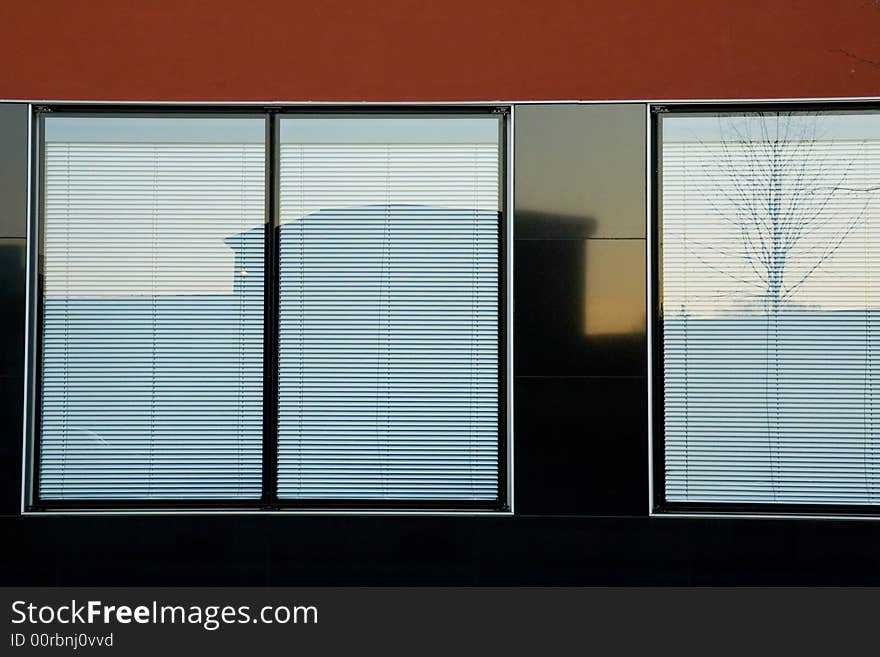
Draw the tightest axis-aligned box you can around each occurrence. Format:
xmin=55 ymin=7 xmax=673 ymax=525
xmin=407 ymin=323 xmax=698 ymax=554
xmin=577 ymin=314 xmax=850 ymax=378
xmin=0 ymin=0 xmax=878 ymax=101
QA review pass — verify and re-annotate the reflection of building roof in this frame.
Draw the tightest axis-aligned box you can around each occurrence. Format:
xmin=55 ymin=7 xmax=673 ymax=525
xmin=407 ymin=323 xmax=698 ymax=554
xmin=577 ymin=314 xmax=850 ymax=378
xmin=224 ymin=203 xmax=500 ymax=251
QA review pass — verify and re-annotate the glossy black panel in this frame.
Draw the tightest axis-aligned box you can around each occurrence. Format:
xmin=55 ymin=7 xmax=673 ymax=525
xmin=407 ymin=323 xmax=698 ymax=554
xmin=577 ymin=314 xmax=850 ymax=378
xmin=0 ymin=376 xmax=23 ymax=514
xmin=6 ymin=512 xmax=880 ymax=584
xmin=514 ymin=104 xmax=646 ymax=239
xmin=0 ymin=105 xmax=28 ymax=238
xmin=0 ymin=239 xmax=25 ymax=378
xmin=514 ymin=376 xmax=647 ymax=516
xmin=515 ymin=239 xmax=646 ymax=377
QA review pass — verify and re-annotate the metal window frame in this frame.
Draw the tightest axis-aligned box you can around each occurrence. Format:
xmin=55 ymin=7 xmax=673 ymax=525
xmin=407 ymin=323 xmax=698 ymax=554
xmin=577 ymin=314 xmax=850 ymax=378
xmin=23 ymin=104 xmax=513 ymax=514
xmin=649 ymin=100 xmax=880 ymax=518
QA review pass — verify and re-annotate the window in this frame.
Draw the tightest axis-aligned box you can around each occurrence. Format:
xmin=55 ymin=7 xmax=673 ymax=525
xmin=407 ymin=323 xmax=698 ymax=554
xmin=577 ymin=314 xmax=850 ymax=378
xmin=656 ymin=107 xmax=880 ymax=512
xmin=37 ymin=115 xmax=266 ymax=501
xmin=29 ymin=109 xmax=507 ymax=511
xmin=276 ymin=117 xmax=502 ymax=502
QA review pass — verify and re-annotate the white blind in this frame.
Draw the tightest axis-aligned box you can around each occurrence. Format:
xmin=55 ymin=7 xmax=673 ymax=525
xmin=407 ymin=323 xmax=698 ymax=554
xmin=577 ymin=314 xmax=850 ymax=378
xmin=38 ymin=116 xmax=266 ymax=500
xmin=661 ymin=111 xmax=880 ymax=505
xmin=276 ymin=116 xmax=501 ymax=501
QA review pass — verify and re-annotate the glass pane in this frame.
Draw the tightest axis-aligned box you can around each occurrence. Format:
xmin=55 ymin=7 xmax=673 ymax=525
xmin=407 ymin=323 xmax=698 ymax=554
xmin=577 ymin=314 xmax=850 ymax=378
xmin=38 ymin=115 xmax=266 ymax=499
xmin=661 ymin=110 xmax=880 ymax=505
xmin=277 ymin=115 xmax=501 ymax=500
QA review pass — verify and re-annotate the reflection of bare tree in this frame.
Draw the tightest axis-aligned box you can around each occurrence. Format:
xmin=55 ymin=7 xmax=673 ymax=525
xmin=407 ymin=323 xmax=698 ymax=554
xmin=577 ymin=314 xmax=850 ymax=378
xmin=692 ymin=112 xmax=873 ymax=497
xmin=695 ymin=112 xmax=868 ymax=310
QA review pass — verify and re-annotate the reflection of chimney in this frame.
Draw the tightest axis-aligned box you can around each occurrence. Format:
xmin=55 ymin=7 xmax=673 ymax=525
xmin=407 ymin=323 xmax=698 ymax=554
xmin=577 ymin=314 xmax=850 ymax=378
xmin=224 ymin=226 xmax=265 ymax=294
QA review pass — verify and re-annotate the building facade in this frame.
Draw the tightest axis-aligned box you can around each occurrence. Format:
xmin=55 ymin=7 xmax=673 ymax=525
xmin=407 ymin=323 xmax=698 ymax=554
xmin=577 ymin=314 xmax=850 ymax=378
xmin=2 ymin=1 xmax=880 ymax=584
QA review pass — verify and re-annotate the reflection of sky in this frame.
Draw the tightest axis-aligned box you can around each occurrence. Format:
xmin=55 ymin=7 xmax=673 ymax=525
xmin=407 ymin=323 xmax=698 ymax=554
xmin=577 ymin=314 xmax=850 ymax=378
xmin=662 ymin=111 xmax=880 ymax=142
xmin=662 ymin=112 xmax=880 ymax=318
xmin=45 ymin=115 xmax=501 ymax=144
xmin=45 ymin=116 xmax=266 ymax=143
xmin=43 ymin=115 xmax=500 ymax=297
xmin=281 ymin=116 xmax=499 ymax=144
xmin=583 ymin=240 xmax=645 ymax=336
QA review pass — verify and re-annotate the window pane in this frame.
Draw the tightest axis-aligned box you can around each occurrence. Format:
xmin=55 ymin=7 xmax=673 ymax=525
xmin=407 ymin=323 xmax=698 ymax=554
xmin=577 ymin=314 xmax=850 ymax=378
xmin=661 ymin=110 xmax=880 ymax=505
xmin=277 ymin=115 xmax=501 ymax=500
xmin=38 ymin=115 xmax=266 ymax=499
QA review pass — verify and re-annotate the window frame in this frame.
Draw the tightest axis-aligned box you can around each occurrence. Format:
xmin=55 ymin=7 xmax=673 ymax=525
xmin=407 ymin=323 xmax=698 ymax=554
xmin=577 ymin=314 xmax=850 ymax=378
xmin=23 ymin=105 xmax=512 ymax=514
xmin=650 ymin=101 xmax=880 ymax=518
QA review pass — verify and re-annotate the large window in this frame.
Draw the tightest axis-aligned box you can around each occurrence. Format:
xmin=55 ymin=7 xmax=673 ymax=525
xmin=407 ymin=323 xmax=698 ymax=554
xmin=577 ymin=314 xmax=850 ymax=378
xmin=30 ymin=109 xmax=507 ymax=511
xmin=656 ymin=108 xmax=880 ymax=512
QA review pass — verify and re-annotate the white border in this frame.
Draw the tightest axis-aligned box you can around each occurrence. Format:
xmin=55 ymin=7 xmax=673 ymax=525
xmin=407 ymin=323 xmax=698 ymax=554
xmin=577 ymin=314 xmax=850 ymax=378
xmin=20 ymin=102 xmax=516 ymax=517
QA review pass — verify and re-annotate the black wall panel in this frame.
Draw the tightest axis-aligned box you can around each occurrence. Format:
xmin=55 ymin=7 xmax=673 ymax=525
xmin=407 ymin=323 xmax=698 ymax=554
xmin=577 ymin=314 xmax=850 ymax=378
xmin=513 ymin=104 xmax=646 ymax=239
xmin=0 ymin=105 xmax=28 ymax=517
xmin=1 ymin=103 xmax=879 ymax=584
xmin=4 ymin=515 xmax=880 ymax=585
xmin=513 ymin=104 xmax=648 ymax=515
xmin=514 ymin=376 xmax=647 ymax=515
xmin=0 ymin=239 xmax=26 ymax=379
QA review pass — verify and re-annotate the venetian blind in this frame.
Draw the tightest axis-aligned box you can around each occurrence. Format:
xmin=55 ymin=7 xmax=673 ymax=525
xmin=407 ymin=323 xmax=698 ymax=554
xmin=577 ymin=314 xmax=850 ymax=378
xmin=276 ymin=116 xmax=502 ymax=501
xmin=38 ymin=116 xmax=266 ymax=499
xmin=661 ymin=111 xmax=880 ymax=505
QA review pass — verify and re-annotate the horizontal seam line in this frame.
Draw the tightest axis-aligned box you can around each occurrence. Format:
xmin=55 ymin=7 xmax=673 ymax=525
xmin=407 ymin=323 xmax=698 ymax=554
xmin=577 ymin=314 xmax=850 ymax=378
xmin=513 ymin=236 xmax=646 ymax=241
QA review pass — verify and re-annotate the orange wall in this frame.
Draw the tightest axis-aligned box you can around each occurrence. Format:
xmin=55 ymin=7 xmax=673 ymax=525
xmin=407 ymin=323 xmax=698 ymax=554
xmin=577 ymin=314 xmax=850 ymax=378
xmin=0 ymin=0 xmax=878 ymax=101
